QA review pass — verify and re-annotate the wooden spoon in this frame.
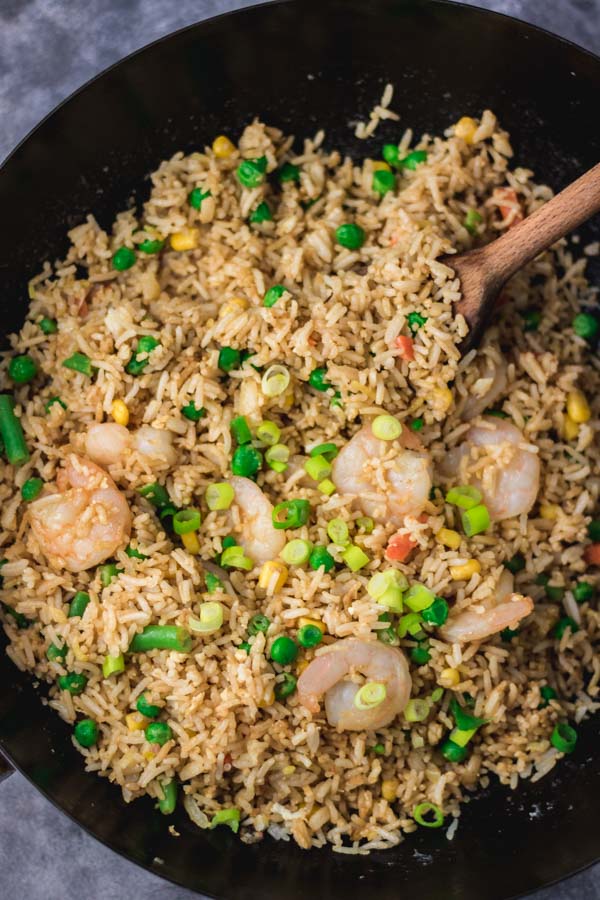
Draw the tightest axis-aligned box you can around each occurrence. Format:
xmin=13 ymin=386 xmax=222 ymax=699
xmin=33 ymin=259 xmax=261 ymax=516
xmin=448 ymin=161 xmax=600 ymax=351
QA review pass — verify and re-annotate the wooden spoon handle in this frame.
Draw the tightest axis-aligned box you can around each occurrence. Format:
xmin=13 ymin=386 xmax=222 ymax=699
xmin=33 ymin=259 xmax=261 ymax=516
xmin=482 ymin=161 xmax=600 ymax=283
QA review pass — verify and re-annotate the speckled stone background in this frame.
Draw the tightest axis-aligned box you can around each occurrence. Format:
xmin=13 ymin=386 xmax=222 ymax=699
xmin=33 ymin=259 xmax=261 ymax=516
xmin=1 ymin=1 xmax=599 ymax=898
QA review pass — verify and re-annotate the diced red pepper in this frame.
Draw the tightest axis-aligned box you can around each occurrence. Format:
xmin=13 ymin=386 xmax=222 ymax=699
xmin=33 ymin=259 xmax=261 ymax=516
xmin=584 ymin=543 xmax=600 ymax=565
xmin=395 ymin=335 xmax=415 ymax=361
xmin=493 ymin=187 xmax=523 ymax=228
xmin=385 ymin=531 xmax=417 ymax=562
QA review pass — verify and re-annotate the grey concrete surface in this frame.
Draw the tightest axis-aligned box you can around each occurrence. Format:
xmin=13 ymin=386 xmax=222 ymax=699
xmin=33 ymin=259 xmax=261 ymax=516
xmin=0 ymin=1 xmax=599 ymax=898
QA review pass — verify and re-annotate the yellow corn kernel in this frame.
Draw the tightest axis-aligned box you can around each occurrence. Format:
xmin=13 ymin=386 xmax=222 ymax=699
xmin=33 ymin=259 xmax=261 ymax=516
xmin=436 ymin=528 xmax=461 ymax=550
xmin=566 ymin=389 xmax=591 ymax=424
xmin=71 ymin=642 xmax=88 ymax=663
xmin=258 ymin=560 xmax=288 ymax=592
xmin=298 ymin=617 xmax=326 ymax=634
xmin=296 ymin=659 xmax=309 ymax=676
xmin=111 ymin=399 xmax=130 ymax=426
xmin=540 ymin=503 xmax=559 ymax=521
xmin=381 ymin=778 xmax=399 ymax=802
xmin=219 ymin=296 xmax=249 ymax=318
xmin=212 ymin=135 xmax=236 ymax=158
xmin=439 ymin=667 xmax=461 ymax=688
xmin=282 ymin=764 xmax=296 ymax=776
xmin=432 ymin=386 xmax=453 ymax=413
xmin=28 ymin=279 xmax=37 ymax=300
xmin=257 ymin=687 xmax=275 ymax=708
xmin=372 ymin=160 xmax=391 ymax=172
xmin=563 ymin=415 xmax=580 ymax=441
xmin=126 ymin=712 xmax=149 ymax=732
xmin=181 ymin=531 xmax=201 ymax=555
xmin=143 ymin=750 xmax=155 ymax=762
xmin=449 ymin=559 xmax=481 ymax=581
xmin=455 ymin=116 xmax=477 ymax=143
xmin=170 ymin=228 xmax=199 ymax=252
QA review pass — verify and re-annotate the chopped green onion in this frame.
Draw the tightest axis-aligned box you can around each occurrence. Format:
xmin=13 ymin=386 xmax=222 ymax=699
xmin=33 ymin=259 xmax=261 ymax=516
xmin=372 ymin=414 xmax=402 ymax=441
xmin=421 ymin=596 xmax=449 ymax=627
xmin=0 ymin=396 xmax=31 ymax=466
xmin=21 ymin=477 xmax=43 ymax=501
xmin=445 ymin=485 xmax=482 ymax=509
xmin=249 ymin=201 xmax=272 ymax=224
xmin=318 ymin=479 xmax=336 ymax=495
xmin=222 ymin=536 xmax=237 ymax=550
xmin=136 ymin=693 xmax=160 ymax=718
xmin=74 ymin=718 xmax=99 ymax=747
xmin=138 ymin=482 xmax=170 ymax=508
xmin=573 ymin=581 xmax=594 ymax=603
xmin=441 ymin=739 xmax=468 ymax=763
xmin=354 ymin=682 xmax=386 ymax=709
xmin=397 ymin=612 xmax=424 ymax=639
xmin=572 ymin=312 xmax=599 ymax=340
xmin=188 ymin=187 xmax=211 ymax=209
xmin=230 ymin=415 xmax=252 ymax=445
xmin=221 ymin=546 xmax=253 ymax=570
xmin=461 ymin=504 xmax=490 ymax=537
xmin=210 ymin=808 xmax=241 ymax=833
xmin=102 ymin=654 xmax=125 ymax=678
xmin=68 ymin=591 xmax=90 ymax=618
xmin=309 ymin=442 xmax=338 ymax=461
xmin=377 ymin=623 xmax=399 ymax=645
xmin=304 ymin=454 xmax=331 ymax=481
xmin=236 ymin=156 xmax=267 ymax=188
xmin=272 ymin=499 xmax=310 ymax=529
xmin=261 ymin=365 xmax=290 ymax=397
xmin=450 ymin=697 xmax=486 ymax=731
xmin=188 ymin=601 xmax=224 ymax=634
xmin=407 ymin=311 xmax=427 ymax=334
xmin=341 ymin=545 xmax=369 ymax=572
xmin=367 ymin=570 xmax=407 ymax=613
xmin=112 ymin=247 xmax=136 ymax=270
xmin=125 ymin=545 xmax=148 ymax=560
xmin=39 ymin=317 xmax=58 ymax=335
xmin=413 ymin=802 xmax=444 ymax=828
xmin=372 ymin=169 xmax=395 ymax=196
xmin=356 ymin=516 xmax=374 ymax=534
xmin=130 ymin=625 xmax=192 ymax=654
xmin=404 ymin=699 xmax=430 ymax=722
xmin=335 ymin=223 xmax=365 ymax=250
xmin=173 ymin=509 xmax=202 ymax=535
xmin=309 ymin=546 xmax=335 ymax=572
xmin=45 ymin=396 xmax=66 ymax=413
xmin=327 ymin=518 xmax=350 ymax=546
xmin=279 ymin=162 xmax=300 ymax=183
xmin=157 ymin=779 xmax=178 ymax=815
xmin=231 ymin=445 xmax=262 ymax=477
xmin=145 ymin=722 xmax=172 ymax=746
xmin=404 ymin=583 xmax=435 ymax=612
xmin=270 ymin=635 xmax=298 ymax=665
xmin=9 ymin=355 xmax=38 ymax=384
xmin=550 ymin=722 xmax=577 ymax=754
xmin=255 ymin=420 xmax=281 ymax=446
xmin=206 ymin=482 xmax=235 ymax=511
xmin=274 ymin=673 xmax=297 ymax=699
xmin=263 ymin=284 xmax=287 ymax=308
xmin=138 ymin=236 xmax=165 ymax=254
xmin=265 ymin=443 xmax=290 ymax=473
xmin=464 ymin=209 xmax=482 ymax=234
xmin=400 ymin=150 xmax=428 ymax=170
xmin=505 ymin=553 xmax=526 ymax=574
xmin=297 ymin=624 xmax=323 ymax=648
xmin=248 ymin=614 xmax=270 ymax=635
xmin=63 ymin=352 xmax=94 ymax=377
xmin=280 ymin=539 xmax=312 ymax=566
xmin=218 ymin=346 xmax=241 ymax=372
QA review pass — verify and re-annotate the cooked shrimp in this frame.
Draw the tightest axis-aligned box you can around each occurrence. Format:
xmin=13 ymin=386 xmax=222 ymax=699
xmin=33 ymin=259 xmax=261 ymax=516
xmin=229 ymin=476 xmax=286 ymax=566
xmin=28 ymin=455 xmax=131 ymax=572
xmin=440 ymin=417 xmax=539 ymax=520
xmin=460 ymin=355 xmax=507 ymax=420
xmin=297 ymin=638 xmax=411 ymax=730
xmin=331 ymin=423 xmax=432 ymax=523
xmin=85 ymin=422 xmax=176 ymax=467
xmin=441 ymin=570 xmax=533 ymax=643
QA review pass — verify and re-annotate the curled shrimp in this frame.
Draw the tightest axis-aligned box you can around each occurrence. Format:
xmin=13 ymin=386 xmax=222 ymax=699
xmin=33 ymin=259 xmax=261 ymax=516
xmin=85 ymin=422 xmax=176 ymax=468
xmin=229 ymin=476 xmax=286 ymax=566
xmin=331 ymin=423 xmax=432 ymax=524
xmin=441 ymin=570 xmax=533 ymax=643
xmin=28 ymin=455 xmax=131 ymax=572
xmin=297 ymin=638 xmax=411 ymax=731
xmin=440 ymin=417 xmax=540 ymax=520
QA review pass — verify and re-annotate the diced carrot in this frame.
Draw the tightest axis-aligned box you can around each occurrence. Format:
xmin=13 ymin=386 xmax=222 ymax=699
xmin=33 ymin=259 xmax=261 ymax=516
xmin=584 ymin=543 xmax=600 ymax=565
xmin=493 ymin=187 xmax=523 ymax=228
xmin=385 ymin=532 xmax=417 ymax=562
xmin=395 ymin=335 xmax=415 ymax=361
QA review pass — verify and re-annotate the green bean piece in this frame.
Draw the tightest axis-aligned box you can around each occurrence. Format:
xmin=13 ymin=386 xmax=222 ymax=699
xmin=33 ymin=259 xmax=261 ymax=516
xmin=68 ymin=591 xmax=90 ymax=618
xmin=157 ymin=778 xmax=178 ymax=814
xmin=129 ymin=624 xmax=192 ymax=654
xmin=0 ymin=395 xmax=30 ymax=466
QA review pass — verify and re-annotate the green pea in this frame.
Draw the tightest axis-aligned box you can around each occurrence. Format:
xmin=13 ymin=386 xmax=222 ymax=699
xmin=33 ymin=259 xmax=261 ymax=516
xmin=58 ymin=673 xmax=87 ymax=695
xmin=145 ymin=721 xmax=173 ymax=746
xmin=249 ymin=201 xmax=272 ymax=224
xmin=8 ymin=355 xmax=38 ymax=384
xmin=274 ymin=673 xmax=297 ymax=699
xmin=218 ymin=347 xmax=241 ymax=373
xmin=279 ymin=162 xmax=300 ymax=183
xmin=372 ymin=169 xmax=395 ymax=196
xmin=297 ymin=624 xmax=323 ymax=648
xmin=112 ymin=247 xmax=136 ymax=271
xmin=74 ymin=718 xmax=99 ymax=747
xmin=269 ymin=635 xmax=298 ymax=665
xmin=236 ymin=157 xmax=267 ymax=189
xmin=21 ymin=477 xmax=43 ymax=501
xmin=47 ymin=642 xmax=67 ymax=662
xmin=39 ymin=317 xmax=58 ymax=335
xmin=136 ymin=693 xmax=161 ymax=718
xmin=188 ymin=187 xmax=211 ymax=209
xmin=248 ymin=614 xmax=270 ymax=636
xmin=335 ymin=223 xmax=365 ymax=250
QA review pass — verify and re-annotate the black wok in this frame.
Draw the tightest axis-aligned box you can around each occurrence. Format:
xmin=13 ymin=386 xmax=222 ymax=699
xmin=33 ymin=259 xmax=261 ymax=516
xmin=0 ymin=1 xmax=599 ymax=897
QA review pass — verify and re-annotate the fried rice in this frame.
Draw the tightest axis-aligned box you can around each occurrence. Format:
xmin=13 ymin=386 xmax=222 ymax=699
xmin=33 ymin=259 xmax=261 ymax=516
xmin=1 ymin=91 xmax=599 ymax=852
